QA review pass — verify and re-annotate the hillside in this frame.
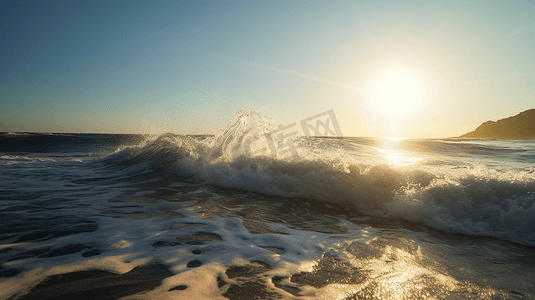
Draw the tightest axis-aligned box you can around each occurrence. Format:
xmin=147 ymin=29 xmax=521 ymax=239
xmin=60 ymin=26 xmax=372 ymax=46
xmin=459 ymin=109 xmax=535 ymax=139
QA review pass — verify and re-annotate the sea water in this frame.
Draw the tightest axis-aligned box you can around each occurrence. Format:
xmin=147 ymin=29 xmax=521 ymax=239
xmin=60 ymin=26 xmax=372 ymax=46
xmin=1 ymin=109 xmax=534 ymax=299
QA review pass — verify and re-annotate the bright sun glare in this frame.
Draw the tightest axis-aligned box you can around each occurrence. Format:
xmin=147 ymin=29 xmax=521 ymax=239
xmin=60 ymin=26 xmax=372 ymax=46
xmin=368 ymin=68 xmax=425 ymax=119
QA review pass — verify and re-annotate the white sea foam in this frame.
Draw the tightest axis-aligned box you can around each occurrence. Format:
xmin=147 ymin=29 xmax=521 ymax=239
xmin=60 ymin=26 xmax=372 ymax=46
xmin=3 ymin=116 xmax=533 ymax=300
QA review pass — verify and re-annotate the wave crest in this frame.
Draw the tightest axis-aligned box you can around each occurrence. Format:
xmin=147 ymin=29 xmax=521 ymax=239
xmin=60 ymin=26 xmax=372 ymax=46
xmin=104 ymin=109 xmax=535 ymax=246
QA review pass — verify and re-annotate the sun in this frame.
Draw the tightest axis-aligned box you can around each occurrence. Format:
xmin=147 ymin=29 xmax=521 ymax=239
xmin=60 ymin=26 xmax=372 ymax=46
xmin=367 ymin=68 xmax=425 ymax=119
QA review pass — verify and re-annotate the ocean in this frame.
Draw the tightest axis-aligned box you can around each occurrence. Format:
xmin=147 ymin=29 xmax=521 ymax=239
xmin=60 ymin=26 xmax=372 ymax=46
xmin=1 ymin=109 xmax=534 ymax=299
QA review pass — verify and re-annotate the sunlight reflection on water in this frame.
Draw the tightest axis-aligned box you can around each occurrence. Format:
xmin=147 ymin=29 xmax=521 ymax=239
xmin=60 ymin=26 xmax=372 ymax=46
xmin=377 ymin=138 xmax=424 ymax=166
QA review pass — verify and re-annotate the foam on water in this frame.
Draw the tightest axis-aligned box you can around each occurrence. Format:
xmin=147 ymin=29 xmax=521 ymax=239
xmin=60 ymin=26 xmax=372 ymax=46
xmin=2 ymin=110 xmax=534 ymax=299
xmin=0 ymin=190 xmax=360 ymax=299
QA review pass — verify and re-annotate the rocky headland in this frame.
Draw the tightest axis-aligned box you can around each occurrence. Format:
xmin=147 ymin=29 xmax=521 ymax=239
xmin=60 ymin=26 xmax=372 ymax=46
xmin=459 ymin=109 xmax=535 ymax=139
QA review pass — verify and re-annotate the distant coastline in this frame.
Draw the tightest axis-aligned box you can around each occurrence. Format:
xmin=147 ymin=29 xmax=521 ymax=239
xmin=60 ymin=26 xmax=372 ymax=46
xmin=458 ymin=109 xmax=535 ymax=139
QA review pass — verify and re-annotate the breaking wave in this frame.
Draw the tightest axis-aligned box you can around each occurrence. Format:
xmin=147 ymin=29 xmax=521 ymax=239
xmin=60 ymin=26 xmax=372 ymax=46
xmin=105 ymin=108 xmax=535 ymax=246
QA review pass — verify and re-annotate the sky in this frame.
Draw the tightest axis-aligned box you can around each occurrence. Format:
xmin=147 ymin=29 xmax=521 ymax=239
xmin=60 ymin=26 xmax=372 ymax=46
xmin=1 ymin=0 xmax=534 ymax=137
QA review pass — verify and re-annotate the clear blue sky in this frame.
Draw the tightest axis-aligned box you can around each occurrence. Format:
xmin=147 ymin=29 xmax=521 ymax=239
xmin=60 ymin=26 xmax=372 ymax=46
xmin=1 ymin=0 xmax=534 ymax=137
